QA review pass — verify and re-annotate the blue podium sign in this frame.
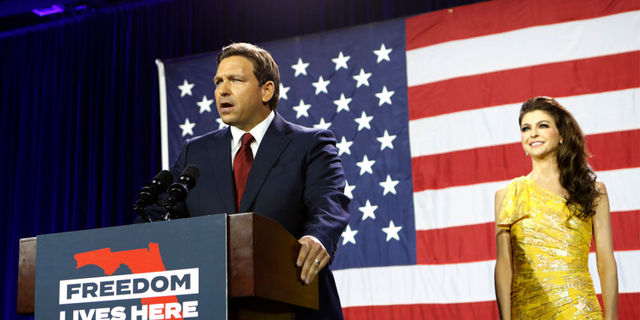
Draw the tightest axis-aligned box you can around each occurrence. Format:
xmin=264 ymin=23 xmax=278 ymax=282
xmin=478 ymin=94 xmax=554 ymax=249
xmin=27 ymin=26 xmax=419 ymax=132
xmin=35 ymin=214 xmax=227 ymax=320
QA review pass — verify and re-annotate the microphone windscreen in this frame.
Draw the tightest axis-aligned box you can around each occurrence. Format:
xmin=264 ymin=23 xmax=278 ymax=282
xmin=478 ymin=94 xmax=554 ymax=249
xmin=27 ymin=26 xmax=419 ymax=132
xmin=181 ymin=165 xmax=201 ymax=189
xmin=153 ymin=170 xmax=174 ymax=189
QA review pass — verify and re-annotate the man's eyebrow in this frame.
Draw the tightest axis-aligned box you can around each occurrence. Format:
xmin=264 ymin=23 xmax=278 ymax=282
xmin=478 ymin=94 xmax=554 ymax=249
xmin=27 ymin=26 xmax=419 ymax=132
xmin=214 ymin=73 xmax=242 ymax=79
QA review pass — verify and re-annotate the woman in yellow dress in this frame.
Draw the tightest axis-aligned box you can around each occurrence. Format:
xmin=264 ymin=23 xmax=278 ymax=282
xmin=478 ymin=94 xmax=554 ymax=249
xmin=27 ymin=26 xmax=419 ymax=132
xmin=494 ymin=97 xmax=619 ymax=319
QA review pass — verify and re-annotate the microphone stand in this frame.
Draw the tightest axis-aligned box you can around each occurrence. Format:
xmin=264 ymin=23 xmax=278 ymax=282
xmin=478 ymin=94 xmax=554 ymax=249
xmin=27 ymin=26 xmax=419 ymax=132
xmin=133 ymin=203 xmax=153 ymax=223
xmin=162 ymin=199 xmax=177 ymax=221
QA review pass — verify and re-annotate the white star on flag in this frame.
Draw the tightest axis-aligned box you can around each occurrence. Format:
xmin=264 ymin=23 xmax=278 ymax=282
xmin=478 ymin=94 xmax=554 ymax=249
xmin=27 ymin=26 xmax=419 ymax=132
xmin=333 ymin=93 xmax=352 ymax=113
xmin=313 ymin=118 xmax=332 ymax=130
xmin=336 ymin=136 xmax=353 ymax=156
xmin=312 ymin=75 xmax=330 ymax=95
xmin=178 ymin=79 xmax=194 ymax=97
xmin=377 ymin=130 xmax=397 ymax=150
xmin=292 ymin=99 xmax=311 ymax=119
xmin=215 ymin=118 xmax=228 ymax=130
xmin=279 ymin=83 xmax=290 ymax=100
xmin=382 ymin=220 xmax=402 ymax=241
xmin=359 ymin=200 xmax=378 ymax=221
xmin=332 ymin=51 xmax=351 ymax=71
xmin=179 ymin=118 xmax=196 ymax=137
xmin=344 ymin=180 xmax=356 ymax=199
xmin=355 ymin=111 xmax=373 ymax=131
xmin=352 ymin=68 xmax=372 ymax=88
xmin=291 ymin=58 xmax=310 ymax=77
xmin=373 ymin=43 xmax=393 ymax=63
xmin=375 ymin=86 xmax=395 ymax=106
xmin=379 ymin=175 xmax=399 ymax=196
xmin=197 ymin=95 xmax=213 ymax=114
xmin=356 ymin=155 xmax=375 ymax=175
xmin=341 ymin=225 xmax=358 ymax=245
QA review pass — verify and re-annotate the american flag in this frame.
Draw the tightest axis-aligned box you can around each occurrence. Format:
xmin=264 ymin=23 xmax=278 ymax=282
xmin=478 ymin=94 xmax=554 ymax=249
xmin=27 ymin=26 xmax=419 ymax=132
xmin=156 ymin=0 xmax=640 ymax=318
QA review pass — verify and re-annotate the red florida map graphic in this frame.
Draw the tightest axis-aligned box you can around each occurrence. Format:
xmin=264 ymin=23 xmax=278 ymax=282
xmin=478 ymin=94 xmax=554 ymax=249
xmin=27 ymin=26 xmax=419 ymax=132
xmin=74 ymin=243 xmax=184 ymax=319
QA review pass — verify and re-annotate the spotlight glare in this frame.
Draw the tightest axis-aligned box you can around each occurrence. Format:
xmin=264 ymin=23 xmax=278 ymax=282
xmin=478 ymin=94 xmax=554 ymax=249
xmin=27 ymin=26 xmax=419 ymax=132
xmin=32 ymin=4 xmax=64 ymax=17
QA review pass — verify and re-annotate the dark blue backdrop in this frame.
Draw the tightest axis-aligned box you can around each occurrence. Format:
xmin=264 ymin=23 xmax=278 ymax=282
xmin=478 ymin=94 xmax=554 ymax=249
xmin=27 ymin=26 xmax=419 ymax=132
xmin=0 ymin=0 xmax=486 ymax=318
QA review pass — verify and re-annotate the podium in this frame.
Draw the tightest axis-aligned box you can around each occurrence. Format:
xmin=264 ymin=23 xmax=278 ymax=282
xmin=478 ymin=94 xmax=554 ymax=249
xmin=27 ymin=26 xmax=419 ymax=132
xmin=17 ymin=213 xmax=318 ymax=320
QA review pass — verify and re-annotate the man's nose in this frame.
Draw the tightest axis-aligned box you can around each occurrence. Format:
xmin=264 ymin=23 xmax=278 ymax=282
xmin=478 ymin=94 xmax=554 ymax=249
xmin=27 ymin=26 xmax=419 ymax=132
xmin=216 ymin=81 xmax=229 ymax=96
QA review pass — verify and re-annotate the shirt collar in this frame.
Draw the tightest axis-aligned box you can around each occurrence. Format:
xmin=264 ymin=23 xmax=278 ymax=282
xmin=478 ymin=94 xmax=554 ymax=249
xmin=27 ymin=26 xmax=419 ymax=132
xmin=230 ymin=111 xmax=275 ymax=149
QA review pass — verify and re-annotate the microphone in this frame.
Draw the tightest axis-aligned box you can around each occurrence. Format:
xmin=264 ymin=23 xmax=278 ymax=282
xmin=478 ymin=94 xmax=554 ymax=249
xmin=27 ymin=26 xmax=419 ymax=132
xmin=164 ymin=165 xmax=201 ymax=220
xmin=133 ymin=170 xmax=174 ymax=222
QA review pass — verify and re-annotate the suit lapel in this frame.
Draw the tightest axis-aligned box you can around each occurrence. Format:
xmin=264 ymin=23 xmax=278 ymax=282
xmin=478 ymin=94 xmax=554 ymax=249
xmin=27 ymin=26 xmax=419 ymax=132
xmin=239 ymin=113 xmax=292 ymax=212
xmin=205 ymin=128 xmax=236 ymax=214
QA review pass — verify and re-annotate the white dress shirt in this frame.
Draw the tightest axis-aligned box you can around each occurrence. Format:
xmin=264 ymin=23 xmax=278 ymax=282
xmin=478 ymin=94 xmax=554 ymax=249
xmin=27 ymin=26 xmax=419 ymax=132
xmin=229 ymin=111 xmax=275 ymax=168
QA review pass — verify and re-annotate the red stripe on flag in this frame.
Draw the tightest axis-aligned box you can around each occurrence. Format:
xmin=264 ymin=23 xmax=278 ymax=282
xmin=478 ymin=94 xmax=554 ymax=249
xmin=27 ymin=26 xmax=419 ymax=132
xmin=408 ymin=51 xmax=640 ymax=120
xmin=598 ymin=293 xmax=640 ymax=320
xmin=412 ymin=143 xmax=529 ymax=192
xmin=417 ymin=210 xmax=640 ymax=265
xmin=412 ymin=130 xmax=640 ymax=191
xmin=344 ymin=300 xmax=498 ymax=320
xmin=612 ymin=211 xmax=640 ymax=251
xmin=590 ymin=210 xmax=640 ymax=253
xmin=416 ymin=222 xmax=495 ymax=265
xmin=405 ymin=0 xmax=639 ymax=50
xmin=344 ymin=293 xmax=639 ymax=320
xmin=589 ymin=130 xmax=640 ymax=172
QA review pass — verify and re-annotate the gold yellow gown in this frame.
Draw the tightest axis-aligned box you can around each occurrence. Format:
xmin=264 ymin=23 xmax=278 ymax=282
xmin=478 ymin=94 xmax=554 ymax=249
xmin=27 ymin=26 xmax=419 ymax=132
xmin=497 ymin=176 xmax=604 ymax=319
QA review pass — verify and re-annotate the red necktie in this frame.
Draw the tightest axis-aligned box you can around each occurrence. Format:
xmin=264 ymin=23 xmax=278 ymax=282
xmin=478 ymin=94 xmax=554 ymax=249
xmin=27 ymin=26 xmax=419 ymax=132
xmin=234 ymin=133 xmax=254 ymax=210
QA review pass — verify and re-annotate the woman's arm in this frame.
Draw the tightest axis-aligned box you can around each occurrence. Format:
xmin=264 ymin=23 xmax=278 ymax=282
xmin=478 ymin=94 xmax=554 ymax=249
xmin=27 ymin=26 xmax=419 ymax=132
xmin=592 ymin=181 xmax=618 ymax=320
xmin=494 ymin=187 xmax=513 ymax=320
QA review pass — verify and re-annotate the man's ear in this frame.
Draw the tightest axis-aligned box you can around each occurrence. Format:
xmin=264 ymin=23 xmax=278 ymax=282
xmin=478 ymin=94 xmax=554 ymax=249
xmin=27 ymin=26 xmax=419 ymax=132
xmin=261 ymin=81 xmax=275 ymax=104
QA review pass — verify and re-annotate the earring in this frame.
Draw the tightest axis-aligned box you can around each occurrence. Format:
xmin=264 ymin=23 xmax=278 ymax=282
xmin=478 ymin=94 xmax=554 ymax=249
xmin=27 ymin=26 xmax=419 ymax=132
xmin=560 ymin=141 xmax=563 ymax=145
xmin=525 ymin=151 xmax=529 ymax=156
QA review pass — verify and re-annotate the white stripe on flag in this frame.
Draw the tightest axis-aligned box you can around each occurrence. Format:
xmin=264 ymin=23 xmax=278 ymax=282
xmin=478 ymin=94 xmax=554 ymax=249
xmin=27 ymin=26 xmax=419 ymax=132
xmin=414 ymin=167 xmax=640 ymax=231
xmin=409 ymin=88 xmax=640 ymax=157
xmin=335 ymin=250 xmax=640 ymax=307
xmin=599 ymin=168 xmax=640 ymax=213
xmin=336 ymin=260 xmax=496 ymax=306
xmin=590 ymin=251 xmax=640 ymax=294
xmin=406 ymin=10 xmax=640 ymax=86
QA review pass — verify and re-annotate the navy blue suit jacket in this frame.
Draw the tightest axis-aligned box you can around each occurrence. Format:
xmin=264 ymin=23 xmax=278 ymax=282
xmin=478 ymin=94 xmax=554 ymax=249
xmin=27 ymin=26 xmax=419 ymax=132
xmin=163 ymin=112 xmax=350 ymax=319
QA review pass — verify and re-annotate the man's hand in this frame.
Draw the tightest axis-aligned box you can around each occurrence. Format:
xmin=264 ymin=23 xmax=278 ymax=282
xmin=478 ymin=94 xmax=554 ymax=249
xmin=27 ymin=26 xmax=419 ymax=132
xmin=296 ymin=235 xmax=329 ymax=285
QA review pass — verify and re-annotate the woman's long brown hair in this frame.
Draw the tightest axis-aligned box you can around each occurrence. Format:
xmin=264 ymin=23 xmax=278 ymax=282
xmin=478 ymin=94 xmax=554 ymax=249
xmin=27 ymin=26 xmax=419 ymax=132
xmin=519 ymin=96 xmax=601 ymax=220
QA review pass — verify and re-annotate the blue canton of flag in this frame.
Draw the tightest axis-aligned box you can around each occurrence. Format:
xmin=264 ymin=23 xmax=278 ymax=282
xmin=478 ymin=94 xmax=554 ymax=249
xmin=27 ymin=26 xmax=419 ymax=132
xmin=158 ymin=18 xmax=415 ymax=270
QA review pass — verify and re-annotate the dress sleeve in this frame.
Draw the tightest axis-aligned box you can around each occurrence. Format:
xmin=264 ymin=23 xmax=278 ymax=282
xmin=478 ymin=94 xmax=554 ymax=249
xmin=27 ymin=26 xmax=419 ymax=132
xmin=496 ymin=177 xmax=530 ymax=230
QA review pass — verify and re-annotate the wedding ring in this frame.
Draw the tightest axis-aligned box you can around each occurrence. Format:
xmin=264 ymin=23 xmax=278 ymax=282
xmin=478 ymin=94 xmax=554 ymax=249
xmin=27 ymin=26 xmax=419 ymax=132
xmin=314 ymin=259 xmax=320 ymax=264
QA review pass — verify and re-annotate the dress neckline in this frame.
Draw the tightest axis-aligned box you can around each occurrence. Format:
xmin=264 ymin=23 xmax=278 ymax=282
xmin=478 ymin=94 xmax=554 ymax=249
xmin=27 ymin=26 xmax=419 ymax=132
xmin=523 ymin=176 xmax=567 ymax=201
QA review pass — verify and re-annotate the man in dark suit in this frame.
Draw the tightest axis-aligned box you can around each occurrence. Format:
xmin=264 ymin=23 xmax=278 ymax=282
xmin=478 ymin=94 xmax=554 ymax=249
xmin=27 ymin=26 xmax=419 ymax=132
xmin=161 ymin=42 xmax=350 ymax=319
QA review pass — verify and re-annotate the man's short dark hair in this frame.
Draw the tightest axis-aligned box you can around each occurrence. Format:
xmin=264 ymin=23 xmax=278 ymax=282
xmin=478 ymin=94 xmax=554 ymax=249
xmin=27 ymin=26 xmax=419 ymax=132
xmin=217 ymin=42 xmax=280 ymax=111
